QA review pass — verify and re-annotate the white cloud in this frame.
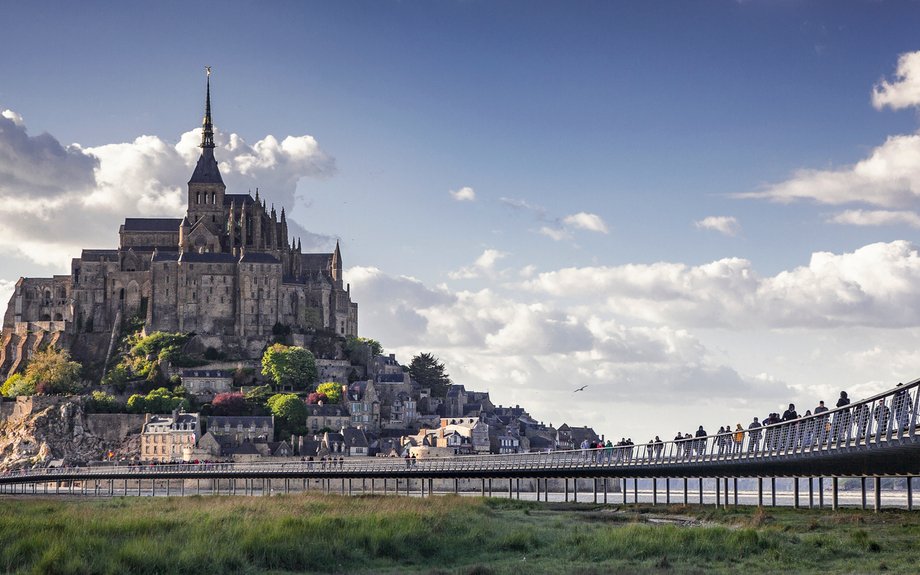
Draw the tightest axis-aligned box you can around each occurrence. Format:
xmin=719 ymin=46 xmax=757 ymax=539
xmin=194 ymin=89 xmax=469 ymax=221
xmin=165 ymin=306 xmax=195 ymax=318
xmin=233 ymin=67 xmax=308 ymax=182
xmin=694 ymin=216 xmax=742 ymax=236
xmin=827 ymin=209 xmax=920 ymax=228
xmin=734 ymin=133 xmax=920 ymax=207
xmin=448 ymin=249 xmax=510 ymax=279
xmin=449 ymin=186 xmax=476 ymax=201
xmin=872 ymin=51 xmax=920 ymax=111
xmin=538 ymin=226 xmax=572 ymax=241
xmin=519 ymin=240 xmax=920 ymax=329
xmin=563 ymin=212 xmax=610 ymax=234
xmin=0 ymin=110 xmax=336 ymax=267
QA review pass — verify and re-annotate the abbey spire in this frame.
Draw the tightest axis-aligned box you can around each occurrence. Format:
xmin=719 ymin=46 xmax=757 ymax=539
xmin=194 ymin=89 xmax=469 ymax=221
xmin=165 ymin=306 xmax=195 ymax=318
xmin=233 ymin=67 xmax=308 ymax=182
xmin=201 ymin=69 xmax=215 ymax=149
xmin=189 ymin=68 xmax=224 ymax=186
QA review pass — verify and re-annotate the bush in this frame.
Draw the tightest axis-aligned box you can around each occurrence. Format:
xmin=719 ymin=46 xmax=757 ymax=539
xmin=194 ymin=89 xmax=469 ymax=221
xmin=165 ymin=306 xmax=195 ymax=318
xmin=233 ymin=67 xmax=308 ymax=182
xmin=85 ymin=391 xmax=120 ymax=414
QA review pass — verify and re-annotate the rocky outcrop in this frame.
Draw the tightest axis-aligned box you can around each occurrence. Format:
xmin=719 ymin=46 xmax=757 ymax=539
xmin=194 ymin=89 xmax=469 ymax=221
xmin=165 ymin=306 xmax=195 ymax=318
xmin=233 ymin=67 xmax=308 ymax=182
xmin=0 ymin=398 xmax=144 ymax=470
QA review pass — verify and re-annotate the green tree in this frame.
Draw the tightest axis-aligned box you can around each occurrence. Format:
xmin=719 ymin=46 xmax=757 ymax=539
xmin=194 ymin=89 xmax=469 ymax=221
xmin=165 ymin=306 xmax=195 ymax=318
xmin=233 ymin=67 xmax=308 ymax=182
xmin=1 ymin=374 xmax=35 ymax=397
xmin=261 ymin=345 xmax=316 ymax=390
xmin=26 ymin=347 xmax=82 ymax=395
xmin=315 ymin=382 xmax=343 ymax=404
xmin=343 ymin=335 xmax=384 ymax=365
xmin=409 ymin=353 xmax=451 ymax=398
xmin=266 ymin=393 xmax=308 ymax=423
xmin=126 ymin=394 xmax=146 ymax=414
xmin=85 ymin=391 xmax=119 ymax=414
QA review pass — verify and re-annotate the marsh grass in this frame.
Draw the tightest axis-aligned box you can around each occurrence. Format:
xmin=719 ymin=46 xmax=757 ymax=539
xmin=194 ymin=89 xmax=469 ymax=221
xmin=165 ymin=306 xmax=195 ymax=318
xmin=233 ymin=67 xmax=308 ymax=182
xmin=0 ymin=496 xmax=919 ymax=574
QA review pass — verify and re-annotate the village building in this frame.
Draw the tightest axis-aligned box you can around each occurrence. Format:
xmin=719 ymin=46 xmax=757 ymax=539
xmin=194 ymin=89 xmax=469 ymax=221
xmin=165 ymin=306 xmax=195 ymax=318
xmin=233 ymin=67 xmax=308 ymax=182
xmin=140 ymin=410 xmax=201 ymax=462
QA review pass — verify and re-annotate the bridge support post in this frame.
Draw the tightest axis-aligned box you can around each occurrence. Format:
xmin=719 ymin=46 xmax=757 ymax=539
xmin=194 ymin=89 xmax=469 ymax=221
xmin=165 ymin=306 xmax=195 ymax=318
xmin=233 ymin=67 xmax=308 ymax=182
xmin=861 ymin=477 xmax=867 ymax=510
xmin=683 ymin=478 xmax=688 ymax=505
xmin=516 ymin=478 xmax=520 ymax=500
xmin=430 ymin=479 xmax=434 ymax=498
xmin=733 ymin=478 xmax=738 ymax=507
xmin=138 ymin=479 xmax=142 ymax=497
xmin=565 ymin=478 xmax=569 ymax=502
xmin=666 ymin=478 xmax=670 ymax=505
xmin=489 ymin=478 xmax=492 ymax=498
xmin=623 ymin=479 xmax=627 ymax=504
xmin=509 ymin=479 xmax=513 ymax=500
xmin=652 ymin=478 xmax=657 ymax=506
xmin=481 ymin=478 xmax=485 ymax=497
xmin=771 ymin=478 xmax=776 ymax=507
xmin=634 ymin=478 xmax=638 ymax=504
xmin=908 ymin=477 xmax=913 ymax=511
xmin=809 ymin=478 xmax=814 ymax=509
xmin=875 ymin=477 xmax=881 ymax=512
xmin=793 ymin=478 xmax=799 ymax=509
xmin=819 ymin=477 xmax=824 ymax=509
xmin=604 ymin=478 xmax=608 ymax=504
xmin=699 ymin=479 xmax=703 ymax=505
xmin=197 ymin=479 xmax=199 ymax=495
xmin=716 ymin=477 xmax=720 ymax=508
xmin=725 ymin=478 xmax=730 ymax=509
xmin=832 ymin=477 xmax=838 ymax=510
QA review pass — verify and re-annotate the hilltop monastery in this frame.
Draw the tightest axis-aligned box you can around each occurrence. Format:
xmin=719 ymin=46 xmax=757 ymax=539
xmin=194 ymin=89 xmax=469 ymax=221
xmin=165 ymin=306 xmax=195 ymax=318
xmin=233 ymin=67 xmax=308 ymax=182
xmin=0 ymin=76 xmax=357 ymax=377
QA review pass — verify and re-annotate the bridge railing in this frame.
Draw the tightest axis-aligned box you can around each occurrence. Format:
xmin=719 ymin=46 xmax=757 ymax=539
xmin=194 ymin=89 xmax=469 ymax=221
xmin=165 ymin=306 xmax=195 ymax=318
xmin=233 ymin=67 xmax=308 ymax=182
xmin=1 ymin=381 xmax=918 ymax=483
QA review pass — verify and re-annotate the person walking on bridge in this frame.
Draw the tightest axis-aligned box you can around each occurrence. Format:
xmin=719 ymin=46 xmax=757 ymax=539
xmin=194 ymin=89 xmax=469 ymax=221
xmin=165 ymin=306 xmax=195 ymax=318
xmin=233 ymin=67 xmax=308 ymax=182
xmin=733 ymin=424 xmax=744 ymax=454
xmin=695 ymin=426 xmax=708 ymax=457
xmin=814 ymin=401 xmax=829 ymax=445
xmin=747 ymin=417 xmax=762 ymax=454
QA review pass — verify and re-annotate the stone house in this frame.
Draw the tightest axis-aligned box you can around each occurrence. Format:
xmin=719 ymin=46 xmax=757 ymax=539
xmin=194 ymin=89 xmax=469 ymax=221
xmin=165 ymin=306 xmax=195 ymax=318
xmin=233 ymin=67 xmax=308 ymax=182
xmin=306 ymin=402 xmax=350 ymax=434
xmin=141 ymin=410 xmax=201 ymax=462
xmin=181 ymin=369 xmax=233 ymax=399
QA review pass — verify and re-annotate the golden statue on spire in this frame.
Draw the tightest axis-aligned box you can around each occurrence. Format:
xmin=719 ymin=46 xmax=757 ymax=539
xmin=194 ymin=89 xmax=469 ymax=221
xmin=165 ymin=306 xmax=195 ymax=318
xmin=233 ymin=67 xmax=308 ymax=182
xmin=206 ymin=66 xmax=211 ymax=76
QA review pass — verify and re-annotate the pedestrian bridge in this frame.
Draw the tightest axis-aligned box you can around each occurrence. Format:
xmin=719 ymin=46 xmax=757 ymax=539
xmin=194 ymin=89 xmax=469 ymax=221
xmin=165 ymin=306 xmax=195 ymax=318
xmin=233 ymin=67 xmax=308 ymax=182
xmin=1 ymin=379 xmax=919 ymax=508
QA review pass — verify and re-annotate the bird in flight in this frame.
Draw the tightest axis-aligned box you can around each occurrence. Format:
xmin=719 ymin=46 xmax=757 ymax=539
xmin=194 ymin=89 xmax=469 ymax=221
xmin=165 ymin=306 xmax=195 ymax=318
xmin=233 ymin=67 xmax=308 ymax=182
xmin=573 ymin=385 xmax=588 ymax=393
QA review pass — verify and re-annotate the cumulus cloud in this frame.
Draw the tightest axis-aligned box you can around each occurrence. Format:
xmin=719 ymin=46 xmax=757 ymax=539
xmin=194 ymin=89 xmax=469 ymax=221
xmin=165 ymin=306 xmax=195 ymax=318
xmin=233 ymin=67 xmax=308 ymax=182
xmin=563 ymin=212 xmax=610 ymax=234
xmin=734 ymin=133 xmax=920 ymax=207
xmin=448 ymin=249 xmax=510 ymax=279
xmin=449 ymin=186 xmax=476 ymax=201
xmin=872 ymin=51 xmax=920 ymax=111
xmin=538 ymin=227 xmax=572 ymax=241
xmin=694 ymin=216 xmax=742 ymax=236
xmin=827 ymin=209 xmax=920 ymax=228
xmin=519 ymin=240 xmax=920 ymax=329
xmin=0 ymin=110 xmax=335 ymax=267
xmin=345 ymin=264 xmax=790 ymax=437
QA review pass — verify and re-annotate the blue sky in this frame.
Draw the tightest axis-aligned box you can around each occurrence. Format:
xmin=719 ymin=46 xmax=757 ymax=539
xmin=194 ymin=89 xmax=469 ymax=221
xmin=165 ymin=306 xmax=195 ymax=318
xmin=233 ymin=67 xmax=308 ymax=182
xmin=4 ymin=1 xmax=920 ymax=440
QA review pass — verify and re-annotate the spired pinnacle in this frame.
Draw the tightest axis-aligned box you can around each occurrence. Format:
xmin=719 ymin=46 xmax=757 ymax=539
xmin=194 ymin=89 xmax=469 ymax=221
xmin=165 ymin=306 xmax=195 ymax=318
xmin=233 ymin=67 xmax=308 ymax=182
xmin=201 ymin=69 xmax=215 ymax=149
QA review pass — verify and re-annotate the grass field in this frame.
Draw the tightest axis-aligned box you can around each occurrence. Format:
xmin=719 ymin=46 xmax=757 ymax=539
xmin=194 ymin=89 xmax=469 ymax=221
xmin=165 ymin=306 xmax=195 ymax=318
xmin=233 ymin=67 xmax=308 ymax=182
xmin=0 ymin=494 xmax=918 ymax=574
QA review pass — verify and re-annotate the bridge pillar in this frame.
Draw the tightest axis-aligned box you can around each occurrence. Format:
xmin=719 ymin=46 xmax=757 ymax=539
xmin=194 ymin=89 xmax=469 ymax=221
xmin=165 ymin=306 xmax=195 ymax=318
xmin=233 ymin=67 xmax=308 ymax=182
xmin=665 ymin=478 xmax=670 ymax=505
xmin=489 ymin=478 xmax=492 ymax=498
xmin=604 ymin=478 xmax=608 ymax=504
xmin=516 ymin=478 xmax=520 ymax=500
xmin=481 ymin=478 xmax=485 ymax=497
xmin=832 ymin=477 xmax=838 ymax=510
xmin=874 ymin=477 xmax=881 ymax=512
xmin=652 ymin=478 xmax=657 ymax=505
xmin=809 ymin=478 xmax=814 ymax=509
xmin=908 ymin=477 xmax=913 ymax=511
xmin=771 ymin=478 xmax=776 ymax=507
xmin=430 ymin=479 xmax=434 ymax=498
xmin=683 ymin=478 xmax=688 ymax=505
xmin=715 ymin=478 xmax=720 ymax=508
xmin=634 ymin=478 xmax=638 ymax=504
xmin=733 ymin=478 xmax=738 ymax=507
xmin=793 ymin=478 xmax=799 ymax=509
xmin=861 ymin=477 xmax=867 ymax=510
xmin=819 ymin=477 xmax=824 ymax=509
xmin=698 ymin=478 xmax=703 ymax=505
xmin=455 ymin=478 xmax=458 ymax=495
xmin=623 ymin=479 xmax=627 ymax=504
xmin=565 ymin=478 xmax=569 ymax=502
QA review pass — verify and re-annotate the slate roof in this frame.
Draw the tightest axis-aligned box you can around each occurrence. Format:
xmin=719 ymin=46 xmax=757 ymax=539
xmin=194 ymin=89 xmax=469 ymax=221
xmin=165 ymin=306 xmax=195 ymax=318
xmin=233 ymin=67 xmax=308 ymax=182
xmin=342 ymin=427 xmax=369 ymax=449
xmin=306 ymin=404 xmax=349 ymax=417
xmin=209 ymin=416 xmax=274 ymax=430
xmin=223 ymin=193 xmax=254 ymax=206
xmin=123 ymin=218 xmax=182 ymax=232
xmin=182 ymin=369 xmax=232 ymax=378
xmin=189 ymin=148 xmax=224 ymax=185
xmin=80 ymin=250 xmax=119 ymax=262
xmin=178 ymin=252 xmax=239 ymax=264
xmin=152 ymin=252 xmax=181 ymax=262
xmin=377 ymin=373 xmax=406 ymax=383
xmin=239 ymin=252 xmax=281 ymax=264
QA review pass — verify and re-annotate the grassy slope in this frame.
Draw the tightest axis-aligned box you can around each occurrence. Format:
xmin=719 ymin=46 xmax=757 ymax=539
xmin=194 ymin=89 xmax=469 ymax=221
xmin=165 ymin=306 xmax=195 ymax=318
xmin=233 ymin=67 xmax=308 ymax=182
xmin=0 ymin=495 xmax=918 ymax=574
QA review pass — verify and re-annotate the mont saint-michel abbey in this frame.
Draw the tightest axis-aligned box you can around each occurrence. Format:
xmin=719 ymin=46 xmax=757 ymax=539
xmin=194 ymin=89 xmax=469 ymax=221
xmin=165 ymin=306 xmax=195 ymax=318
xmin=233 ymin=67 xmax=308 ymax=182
xmin=0 ymin=77 xmax=357 ymax=376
